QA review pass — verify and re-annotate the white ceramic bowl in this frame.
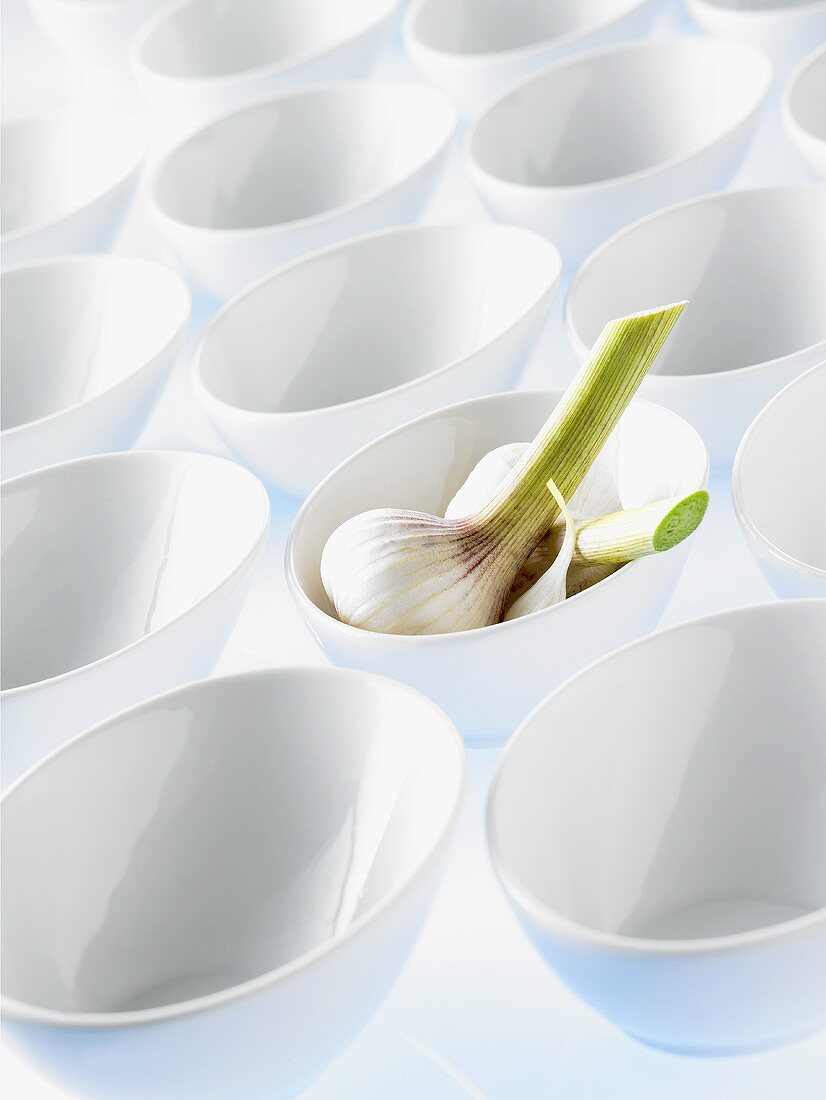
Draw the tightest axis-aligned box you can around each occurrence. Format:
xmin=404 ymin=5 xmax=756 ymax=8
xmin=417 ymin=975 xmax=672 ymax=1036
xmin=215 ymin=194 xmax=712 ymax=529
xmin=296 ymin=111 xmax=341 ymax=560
xmin=1 ymin=451 xmax=269 ymax=787
xmin=286 ymin=390 xmax=708 ymax=743
xmin=148 ymin=82 xmax=457 ymax=300
xmin=0 ymin=109 xmax=145 ymax=267
xmin=193 ymin=223 xmax=562 ymax=497
xmin=26 ymin=0 xmax=169 ymax=72
xmin=733 ymin=362 xmax=826 ymax=598
xmin=464 ymin=37 xmax=772 ymax=267
xmin=566 ymin=183 xmax=826 ymax=467
xmin=783 ymin=42 xmax=826 ymax=177
xmin=1 ymin=255 xmax=191 ymax=479
xmin=686 ymin=0 xmax=826 ymax=77
xmin=132 ymin=0 xmax=399 ymax=134
xmin=488 ymin=598 xmax=826 ymax=1056
xmin=403 ymin=0 xmax=658 ymax=117
xmin=1 ymin=667 xmax=465 ymax=1099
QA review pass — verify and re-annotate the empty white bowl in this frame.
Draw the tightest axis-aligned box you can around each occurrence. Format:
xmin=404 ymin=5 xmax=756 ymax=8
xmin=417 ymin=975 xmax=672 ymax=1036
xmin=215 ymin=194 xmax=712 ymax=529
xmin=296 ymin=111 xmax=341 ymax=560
xmin=1 ymin=667 xmax=465 ymax=1099
xmin=26 ymin=0 xmax=169 ymax=72
xmin=733 ymin=362 xmax=826 ymax=598
xmin=1 ymin=255 xmax=191 ymax=479
xmin=488 ymin=598 xmax=826 ymax=1056
xmin=783 ymin=42 xmax=826 ymax=177
xmin=566 ymin=184 xmax=826 ymax=467
xmin=193 ymin=223 xmax=561 ymax=497
xmin=1 ymin=451 xmax=269 ymax=786
xmin=286 ymin=390 xmax=708 ymax=743
xmin=1 ymin=109 xmax=145 ymax=267
xmin=148 ymin=82 xmax=457 ymax=299
xmin=686 ymin=0 xmax=826 ymax=77
xmin=403 ymin=0 xmax=658 ymax=117
xmin=464 ymin=37 xmax=772 ymax=266
xmin=133 ymin=0 xmax=399 ymax=133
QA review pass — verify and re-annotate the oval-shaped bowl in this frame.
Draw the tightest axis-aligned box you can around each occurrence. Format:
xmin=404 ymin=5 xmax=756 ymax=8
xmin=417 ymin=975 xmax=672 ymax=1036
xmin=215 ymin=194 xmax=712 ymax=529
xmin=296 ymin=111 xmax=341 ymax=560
xmin=783 ymin=42 xmax=826 ymax=177
xmin=465 ymin=37 xmax=772 ymax=267
xmin=403 ymin=0 xmax=658 ymax=117
xmin=132 ymin=0 xmax=398 ymax=133
xmin=26 ymin=0 xmax=169 ymax=72
xmin=0 ymin=451 xmax=270 ymax=786
xmin=566 ymin=183 xmax=826 ymax=468
xmin=0 ymin=109 xmax=145 ymax=267
xmin=193 ymin=223 xmax=562 ymax=498
xmin=488 ymin=598 xmax=826 ymax=1056
xmin=147 ymin=82 xmax=457 ymax=300
xmin=286 ymin=390 xmax=709 ymax=743
xmin=686 ymin=0 xmax=826 ymax=77
xmin=1 ymin=667 xmax=465 ymax=1099
xmin=1 ymin=255 xmax=191 ymax=479
xmin=732 ymin=362 xmax=826 ymax=598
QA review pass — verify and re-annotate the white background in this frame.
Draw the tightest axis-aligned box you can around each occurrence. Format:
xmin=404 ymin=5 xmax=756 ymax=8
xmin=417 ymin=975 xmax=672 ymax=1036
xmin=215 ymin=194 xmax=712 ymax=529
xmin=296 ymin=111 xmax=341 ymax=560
xmin=3 ymin=0 xmax=825 ymax=1095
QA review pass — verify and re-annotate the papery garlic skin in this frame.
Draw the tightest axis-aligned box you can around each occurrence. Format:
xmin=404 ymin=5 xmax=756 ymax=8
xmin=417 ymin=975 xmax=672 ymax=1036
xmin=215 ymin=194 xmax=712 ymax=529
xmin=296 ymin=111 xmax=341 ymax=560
xmin=505 ymin=479 xmax=575 ymax=619
xmin=321 ymin=510 xmax=517 ymax=634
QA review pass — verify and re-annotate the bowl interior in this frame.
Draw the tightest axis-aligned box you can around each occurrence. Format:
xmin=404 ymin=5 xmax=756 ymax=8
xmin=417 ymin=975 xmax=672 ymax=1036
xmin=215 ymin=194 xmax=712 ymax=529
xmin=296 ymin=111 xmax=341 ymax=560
xmin=737 ymin=364 xmax=826 ymax=570
xmin=291 ymin=391 xmax=708 ymax=618
xmin=1 ymin=454 xmax=266 ymax=690
xmin=569 ymin=186 xmax=826 ymax=377
xmin=1 ymin=259 xmax=189 ymax=431
xmin=789 ymin=47 xmax=826 ymax=142
xmin=0 ymin=112 xmax=142 ymax=238
xmin=699 ymin=0 xmax=819 ymax=11
xmin=471 ymin=40 xmax=767 ymax=188
xmin=198 ymin=226 xmax=558 ymax=413
xmin=412 ymin=0 xmax=640 ymax=55
xmin=491 ymin=601 xmax=826 ymax=940
xmin=153 ymin=85 xmax=454 ymax=231
xmin=1 ymin=671 xmax=463 ymax=1014
xmin=140 ymin=0 xmax=391 ymax=80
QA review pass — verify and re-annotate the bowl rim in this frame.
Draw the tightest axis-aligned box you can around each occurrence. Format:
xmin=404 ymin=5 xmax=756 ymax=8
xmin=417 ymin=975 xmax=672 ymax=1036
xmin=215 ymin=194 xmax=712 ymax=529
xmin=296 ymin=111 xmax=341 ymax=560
xmin=146 ymin=80 xmax=457 ymax=237
xmin=565 ymin=181 xmax=826 ymax=382
xmin=285 ymin=388 xmax=710 ymax=644
xmin=0 ymin=665 xmax=467 ymax=1028
xmin=132 ymin=0 xmax=397 ymax=87
xmin=0 ymin=109 xmax=146 ymax=246
xmin=782 ymin=40 xmax=826 ymax=150
xmin=731 ymin=360 xmax=826 ymax=581
xmin=687 ymin=0 xmax=826 ymax=21
xmin=403 ymin=0 xmax=654 ymax=65
xmin=191 ymin=221 xmax=562 ymax=421
xmin=463 ymin=36 xmax=773 ymax=197
xmin=487 ymin=597 xmax=826 ymax=955
xmin=1 ymin=254 xmax=192 ymax=440
xmin=0 ymin=450 xmax=271 ymax=699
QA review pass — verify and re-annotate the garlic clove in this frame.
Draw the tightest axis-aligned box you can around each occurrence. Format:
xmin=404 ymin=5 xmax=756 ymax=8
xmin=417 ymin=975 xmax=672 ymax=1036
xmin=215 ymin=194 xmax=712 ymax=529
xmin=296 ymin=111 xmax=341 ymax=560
xmin=505 ymin=479 xmax=575 ymax=620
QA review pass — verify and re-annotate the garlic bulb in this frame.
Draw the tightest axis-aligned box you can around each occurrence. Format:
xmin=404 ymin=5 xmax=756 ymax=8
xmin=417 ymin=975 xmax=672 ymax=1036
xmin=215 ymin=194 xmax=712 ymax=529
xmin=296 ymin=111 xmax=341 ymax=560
xmin=321 ymin=303 xmax=686 ymax=636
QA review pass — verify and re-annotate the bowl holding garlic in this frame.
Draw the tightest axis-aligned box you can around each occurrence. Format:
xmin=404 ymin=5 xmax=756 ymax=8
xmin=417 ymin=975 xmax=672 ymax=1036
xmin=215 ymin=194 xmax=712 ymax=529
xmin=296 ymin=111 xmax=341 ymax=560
xmin=287 ymin=306 xmax=710 ymax=742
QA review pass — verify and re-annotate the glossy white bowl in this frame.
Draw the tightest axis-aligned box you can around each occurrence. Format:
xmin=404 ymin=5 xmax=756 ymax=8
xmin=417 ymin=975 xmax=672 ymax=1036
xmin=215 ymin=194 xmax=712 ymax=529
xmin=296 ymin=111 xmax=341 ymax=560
xmin=1 ymin=667 xmax=465 ymax=1099
xmin=403 ymin=0 xmax=658 ymax=117
xmin=0 ymin=109 xmax=145 ymax=267
xmin=686 ymin=0 xmax=826 ymax=77
xmin=26 ymin=0 xmax=169 ymax=72
xmin=733 ymin=362 xmax=826 ymax=598
xmin=132 ymin=0 xmax=398 ymax=134
xmin=783 ymin=42 xmax=826 ymax=178
xmin=1 ymin=451 xmax=270 ymax=787
xmin=566 ymin=184 xmax=826 ymax=467
xmin=465 ymin=37 xmax=772 ymax=266
xmin=148 ymin=82 xmax=457 ymax=299
xmin=488 ymin=598 xmax=826 ymax=1056
xmin=1 ymin=255 xmax=191 ymax=479
xmin=286 ymin=390 xmax=709 ymax=743
xmin=193 ymin=223 xmax=561 ymax=497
